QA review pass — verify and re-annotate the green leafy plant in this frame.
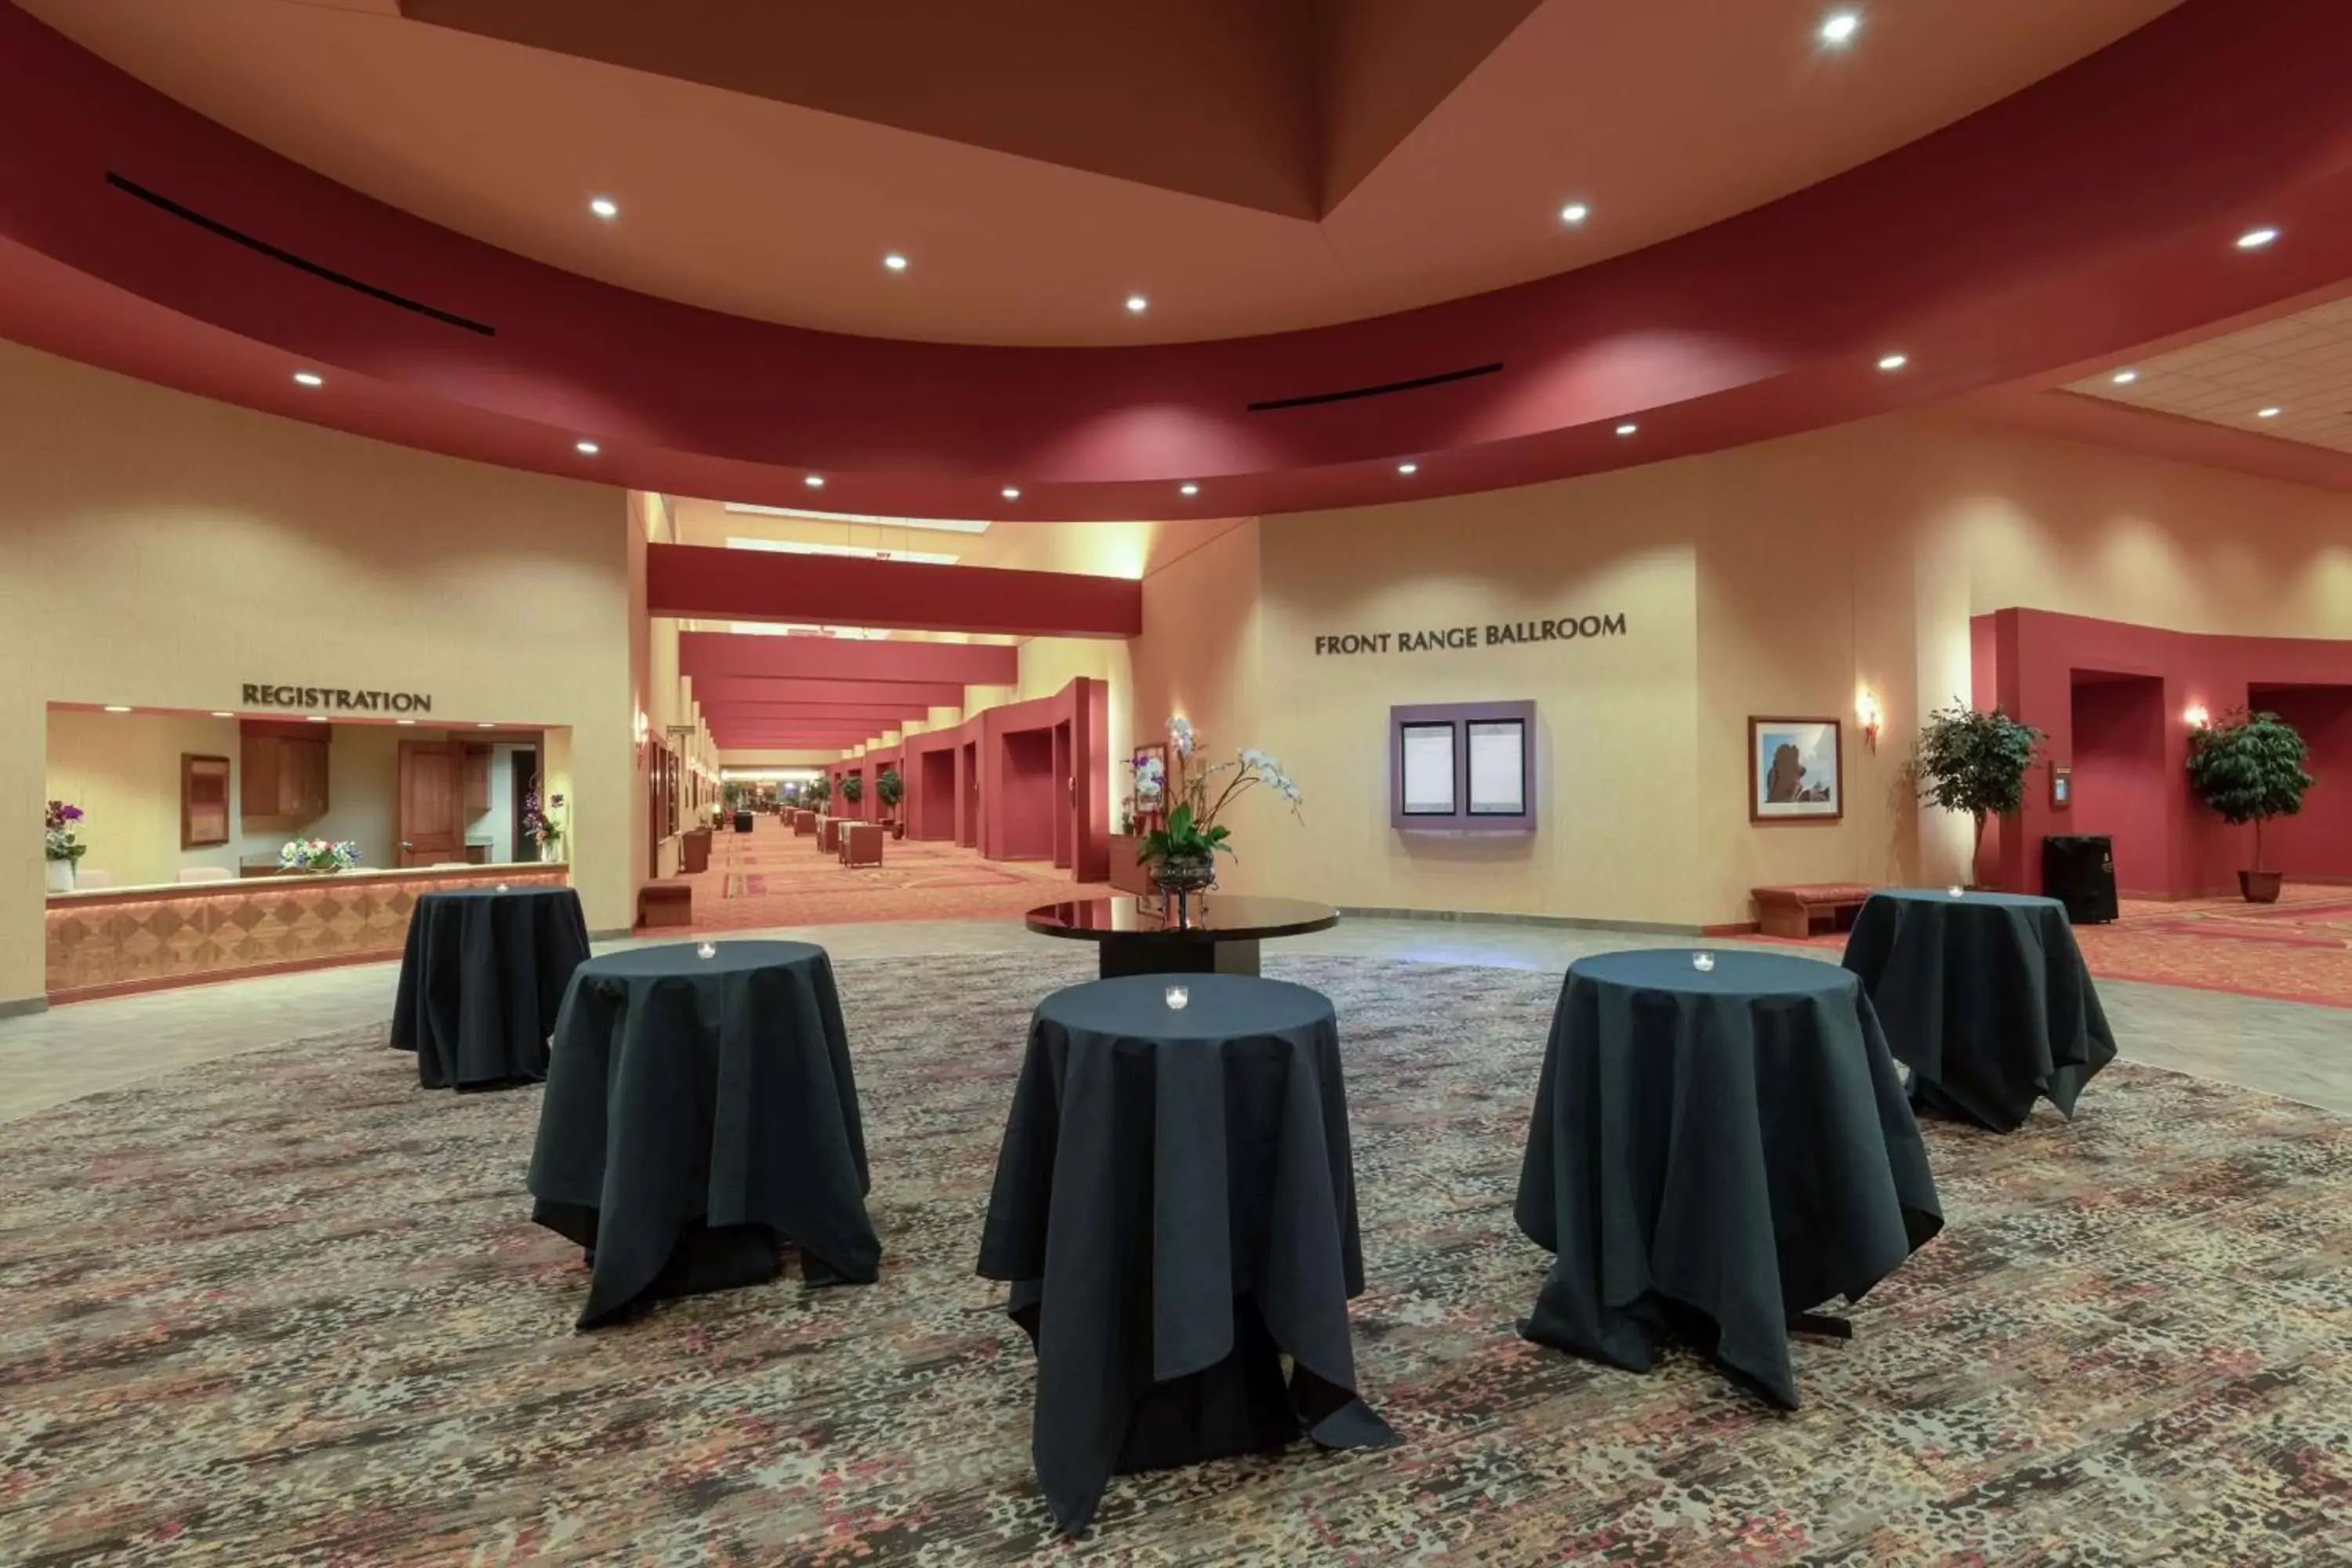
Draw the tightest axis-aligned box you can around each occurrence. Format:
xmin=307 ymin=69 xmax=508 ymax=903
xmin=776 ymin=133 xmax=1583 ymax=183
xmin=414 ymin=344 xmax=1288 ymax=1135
xmin=1140 ymin=800 xmax=1232 ymax=871
xmin=2187 ymin=709 xmax=2311 ymax=873
xmin=1914 ymin=700 xmax=2046 ymax=869
xmin=840 ymin=772 xmax=865 ymax=806
xmin=807 ymin=773 xmax=833 ymax=806
xmin=876 ymin=768 xmax=902 ymax=816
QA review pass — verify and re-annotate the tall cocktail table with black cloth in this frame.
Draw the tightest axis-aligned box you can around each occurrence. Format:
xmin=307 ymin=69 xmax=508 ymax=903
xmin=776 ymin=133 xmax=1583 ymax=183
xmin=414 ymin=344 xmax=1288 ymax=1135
xmin=1024 ymin=895 xmax=1338 ymax=979
xmin=978 ymin=974 xmax=1396 ymax=1536
xmin=1841 ymin=888 xmax=2118 ymax=1133
xmin=528 ymin=941 xmax=880 ymax=1329
xmin=1515 ymin=949 xmax=1943 ymax=1410
xmin=387 ymin=885 xmax=590 ymax=1090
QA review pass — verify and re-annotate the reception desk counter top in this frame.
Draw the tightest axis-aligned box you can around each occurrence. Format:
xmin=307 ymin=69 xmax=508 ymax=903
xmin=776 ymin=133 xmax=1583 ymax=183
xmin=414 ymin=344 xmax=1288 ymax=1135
xmin=45 ymin=862 xmax=570 ymax=1003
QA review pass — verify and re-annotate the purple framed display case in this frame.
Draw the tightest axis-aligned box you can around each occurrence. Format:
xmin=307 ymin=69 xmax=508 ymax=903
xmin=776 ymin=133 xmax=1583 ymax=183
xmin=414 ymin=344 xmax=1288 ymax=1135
xmin=1390 ymin=700 xmax=1537 ymax=833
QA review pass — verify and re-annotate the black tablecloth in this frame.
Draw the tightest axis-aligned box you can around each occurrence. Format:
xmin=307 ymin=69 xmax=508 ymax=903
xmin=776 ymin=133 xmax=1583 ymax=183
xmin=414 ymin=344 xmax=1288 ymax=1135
xmin=528 ymin=941 xmax=879 ymax=1328
xmin=387 ymin=886 xmax=590 ymax=1089
xmin=1842 ymin=889 xmax=2118 ymax=1132
xmin=1515 ymin=949 xmax=1942 ymax=1409
xmin=978 ymin=974 xmax=1396 ymax=1536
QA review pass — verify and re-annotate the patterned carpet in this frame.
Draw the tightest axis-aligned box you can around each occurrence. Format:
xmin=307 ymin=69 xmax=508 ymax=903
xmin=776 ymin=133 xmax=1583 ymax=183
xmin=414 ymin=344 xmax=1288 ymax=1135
xmin=3 ymin=954 xmax=2349 ymax=1564
xmin=1783 ymin=884 xmax=2352 ymax=1010
xmin=677 ymin=822 xmax=1106 ymax=931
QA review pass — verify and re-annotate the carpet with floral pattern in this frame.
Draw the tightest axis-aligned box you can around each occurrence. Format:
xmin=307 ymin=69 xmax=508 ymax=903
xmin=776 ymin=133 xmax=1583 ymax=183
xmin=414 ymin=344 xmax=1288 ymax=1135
xmin=2 ymin=953 xmax=2347 ymax=1564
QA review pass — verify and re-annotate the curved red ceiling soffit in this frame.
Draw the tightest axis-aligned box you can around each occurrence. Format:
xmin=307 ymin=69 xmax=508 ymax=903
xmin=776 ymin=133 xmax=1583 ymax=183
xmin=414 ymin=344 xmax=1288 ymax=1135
xmin=4 ymin=0 xmax=2352 ymax=521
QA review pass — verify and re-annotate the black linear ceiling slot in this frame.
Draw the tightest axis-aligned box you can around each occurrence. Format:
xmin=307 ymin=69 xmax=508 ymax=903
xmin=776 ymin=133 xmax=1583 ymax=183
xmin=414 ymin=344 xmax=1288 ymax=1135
xmin=105 ymin=172 xmax=497 ymax=336
xmin=1247 ymin=361 xmax=1503 ymax=413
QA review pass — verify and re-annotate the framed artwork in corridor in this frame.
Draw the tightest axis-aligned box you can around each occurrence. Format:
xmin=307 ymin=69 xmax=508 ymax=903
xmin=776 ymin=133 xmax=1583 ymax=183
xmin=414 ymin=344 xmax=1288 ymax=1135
xmin=1749 ymin=716 xmax=1843 ymax=822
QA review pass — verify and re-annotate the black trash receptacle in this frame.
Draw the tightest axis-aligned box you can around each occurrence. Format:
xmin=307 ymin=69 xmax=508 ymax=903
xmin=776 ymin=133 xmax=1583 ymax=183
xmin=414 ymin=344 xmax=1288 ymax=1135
xmin=2042 ymin=834 xmax=2118 ymax=924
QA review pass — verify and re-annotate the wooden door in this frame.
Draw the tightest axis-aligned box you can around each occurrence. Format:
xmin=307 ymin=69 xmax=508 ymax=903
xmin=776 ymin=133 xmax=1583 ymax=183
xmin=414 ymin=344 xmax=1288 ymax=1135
xmin=397 ymin=741 xmax=463 ymax=866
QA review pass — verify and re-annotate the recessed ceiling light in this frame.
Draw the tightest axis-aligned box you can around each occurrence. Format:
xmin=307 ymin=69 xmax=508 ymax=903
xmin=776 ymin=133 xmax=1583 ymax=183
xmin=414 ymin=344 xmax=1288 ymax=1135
xmin=1877 ymin=353 xmax=1908 ymax=372
xmin=2236 ymin=227 xmax=2279 ymax=250
xmin=1180 ymin=482 xmax=1200 ymax=496
xmin=1126 ymin=295 xmax=1149 ymax=314
xmin=575 ymin=439 xmax=601 ymax=456
xmin=590 ymin=196 xmax=619 ymax=220
xmin=477 ymin=721 xmax=495 ymax=728
xmin=210 ymin=711 xmax=233 ymax=718
xmin=396 ymin=719 xmax=416 ymax=726
xmin=306 ymin=715 xmax=328 ymax=723
xmin=2258 ymin=405 xmax=2282 ymax=419
xmin=1615 ymin=423 xmax=1639 ymax=437
xmin=883 ymin=253 xmax=909 ymax=272
xmin=1819 ymin=10 xmax=1860 ymax=46
xmin=804 ymin=474 xmax=826 ymax=488
xmin=1559 ymin=202 xmax=1590 ymax=226
xmin=1397 ymin=461 xmax=1419 ymax=475
xmin=292 ymin=370 xmax=324 ymax=387
xmin=2111 ymin=368 xmax=2139 ymax=385
xmin=1000 ymin=486 xmax=1022 ymax=500
xmin=103 ymin=705 xmax=132 ymax=713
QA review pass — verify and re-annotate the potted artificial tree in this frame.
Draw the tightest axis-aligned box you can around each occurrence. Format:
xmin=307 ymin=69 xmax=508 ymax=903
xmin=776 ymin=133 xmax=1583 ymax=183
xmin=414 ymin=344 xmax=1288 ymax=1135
xmin=2187 ymin=708 xmax=2311 ymax=903
xmin=840 ymin=772 xmax=865 ymax=815
xmin=877 ymin=767 xmax=903 ymax=837
xmin=1913 ymin=700 xmax=2045 ymax=887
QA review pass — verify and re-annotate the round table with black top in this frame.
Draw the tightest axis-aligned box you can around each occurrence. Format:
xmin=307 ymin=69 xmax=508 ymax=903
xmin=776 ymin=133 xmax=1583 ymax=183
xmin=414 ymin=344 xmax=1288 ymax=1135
xmin=1515 ymin=949 xmax=1944 ymax=1410
xmin=527 ymin=940 xmax=880 ymax=1329
xmin=387 ymin=884 xmax=590 ymax=1090
xmin=978 ymin=973 xmax=1396 ymax=1537
xmin=1024 ymin=894 xmax=1338 ymax=979
xmin=1841 ymin=888 xmax=2118 ymax=1133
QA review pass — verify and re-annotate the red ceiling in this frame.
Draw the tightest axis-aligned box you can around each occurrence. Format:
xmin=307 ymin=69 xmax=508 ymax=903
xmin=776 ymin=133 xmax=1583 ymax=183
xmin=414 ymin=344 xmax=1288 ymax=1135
xmin=648 ymin=547 xmax=1142 ymax=638
xmin=681 ymin=633 xmax=1019 ymax=749
xmin=3 ymin=0 xmax=2351 ymax=524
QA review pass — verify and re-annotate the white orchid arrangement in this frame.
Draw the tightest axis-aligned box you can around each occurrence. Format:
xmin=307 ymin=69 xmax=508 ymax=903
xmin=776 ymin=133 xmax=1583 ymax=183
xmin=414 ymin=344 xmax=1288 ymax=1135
xmin=1139 ymin=715 xmax=1304 ymax=873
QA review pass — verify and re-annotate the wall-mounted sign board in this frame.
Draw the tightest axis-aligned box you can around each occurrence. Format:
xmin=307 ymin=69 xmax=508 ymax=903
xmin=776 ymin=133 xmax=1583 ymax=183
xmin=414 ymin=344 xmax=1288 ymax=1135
xmin=1390 ymin=700 xmax=1537 ymax=833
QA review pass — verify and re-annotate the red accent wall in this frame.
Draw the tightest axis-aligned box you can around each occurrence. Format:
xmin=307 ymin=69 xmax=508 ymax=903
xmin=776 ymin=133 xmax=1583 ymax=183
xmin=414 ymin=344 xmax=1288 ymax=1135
xmin=2067 ymin=674 xmax=2169 ymax=896
xmin=1976 ymin=609 xmax=2352 ymax=897
xmin=2252 ymin=684 xmax=2352 ymax=880
xmin=996 ymin=729 xmax=1058 ymax=859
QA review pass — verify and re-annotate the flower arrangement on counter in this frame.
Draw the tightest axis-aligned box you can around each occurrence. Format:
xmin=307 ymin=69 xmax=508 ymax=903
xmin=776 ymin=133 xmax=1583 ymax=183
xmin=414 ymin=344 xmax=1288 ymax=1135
xmin=279 ymin=838 xmax=359 ymax=874
xmin=521 ymin=786 xmax=566 ymax=860
xmin=44 ymin=799 xmax=86 ymax=864
xmin=1135 ymin=717 xmax=1303 ymax=895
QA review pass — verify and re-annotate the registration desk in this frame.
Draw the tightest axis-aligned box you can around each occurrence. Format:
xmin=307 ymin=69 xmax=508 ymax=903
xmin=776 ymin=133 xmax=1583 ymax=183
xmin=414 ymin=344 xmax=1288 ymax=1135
xmin=45 ymin=862 xmax=570 ymax=1004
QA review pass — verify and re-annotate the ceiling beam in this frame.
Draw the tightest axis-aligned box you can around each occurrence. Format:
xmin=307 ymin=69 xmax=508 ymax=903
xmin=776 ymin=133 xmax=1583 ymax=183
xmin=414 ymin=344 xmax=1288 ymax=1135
xmin=689 ymin=676 xmax=971 ymax=708
xmin=681 ymin=630 xmax=1022 ymax=686
xmin=657 ymin=551 xmax=1141 ymax=640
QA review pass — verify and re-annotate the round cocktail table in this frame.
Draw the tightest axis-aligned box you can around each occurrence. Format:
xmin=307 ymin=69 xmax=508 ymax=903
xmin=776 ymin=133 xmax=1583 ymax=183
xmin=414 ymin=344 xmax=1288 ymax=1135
xmin=1025 ymin=894 xmax=1338 ymax=978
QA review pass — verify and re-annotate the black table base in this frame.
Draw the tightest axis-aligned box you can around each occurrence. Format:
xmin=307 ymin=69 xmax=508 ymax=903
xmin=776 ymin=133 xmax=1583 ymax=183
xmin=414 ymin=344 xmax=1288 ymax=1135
xmin=1097 ymin=937 xmax=1259 ymax=978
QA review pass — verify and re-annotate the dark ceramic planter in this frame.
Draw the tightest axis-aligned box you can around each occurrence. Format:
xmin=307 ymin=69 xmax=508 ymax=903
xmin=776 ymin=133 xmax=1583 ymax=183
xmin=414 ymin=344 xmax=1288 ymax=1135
xmin=2238 ymin=869 xmax=2284 ymax=904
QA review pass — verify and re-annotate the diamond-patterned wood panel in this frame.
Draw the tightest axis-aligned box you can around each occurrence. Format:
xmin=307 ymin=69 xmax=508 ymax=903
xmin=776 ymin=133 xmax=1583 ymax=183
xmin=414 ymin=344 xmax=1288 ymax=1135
xmin=45 ymin=869 xmax=570 ymax=1001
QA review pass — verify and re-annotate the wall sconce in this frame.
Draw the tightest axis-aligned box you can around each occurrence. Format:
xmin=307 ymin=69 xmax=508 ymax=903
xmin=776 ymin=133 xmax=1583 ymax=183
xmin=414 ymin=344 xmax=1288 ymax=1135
xmin=2184 ymin=703 xmax=2211 ymax=730
xmin=1856 ymin=689 xmax=1884 ymax=752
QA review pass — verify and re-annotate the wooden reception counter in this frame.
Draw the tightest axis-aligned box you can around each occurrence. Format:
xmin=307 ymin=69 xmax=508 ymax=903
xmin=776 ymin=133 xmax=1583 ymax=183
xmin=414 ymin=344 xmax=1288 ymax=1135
xmin=45 ymin=862 xmax=571 ymax=1004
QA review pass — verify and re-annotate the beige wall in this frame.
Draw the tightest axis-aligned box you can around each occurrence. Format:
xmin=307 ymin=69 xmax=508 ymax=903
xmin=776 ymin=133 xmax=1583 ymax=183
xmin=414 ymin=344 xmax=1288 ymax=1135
xmin=1127 ymin=412 xmax=2352 ymax=929
xmin=1 ymin=341 xmax=637 ymax=1007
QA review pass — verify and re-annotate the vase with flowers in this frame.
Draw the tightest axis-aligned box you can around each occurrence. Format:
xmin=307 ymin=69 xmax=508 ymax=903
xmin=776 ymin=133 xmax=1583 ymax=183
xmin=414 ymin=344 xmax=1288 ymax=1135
xmin=1135 ymin=717 xmax=1302 ymax=896
xmin=521 ymin=786 xmax=567 ymax=863
xmin=279 ymin=837 xmax=359 ymax=875
xmin=44 ymin=799 xmax=87 ymax=893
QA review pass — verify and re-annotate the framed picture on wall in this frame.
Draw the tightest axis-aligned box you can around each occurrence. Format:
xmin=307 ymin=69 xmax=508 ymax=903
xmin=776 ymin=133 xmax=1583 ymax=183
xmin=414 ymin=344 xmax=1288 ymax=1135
xmin=1129 ymin=742 xmax=1171 ymax=828
xmin=1748 ymin=716 xmax=1843 ymax=822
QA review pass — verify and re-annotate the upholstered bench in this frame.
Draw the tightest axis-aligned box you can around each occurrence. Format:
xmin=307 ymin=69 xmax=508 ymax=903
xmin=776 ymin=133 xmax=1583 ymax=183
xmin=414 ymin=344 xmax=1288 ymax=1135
xmin=1751 ymin=883 xmax=1874 ymax=939
xmin=637 ymin=880 xmax=693 ymax=931
xmin=841 ymin=822 xmax=884 ymax=869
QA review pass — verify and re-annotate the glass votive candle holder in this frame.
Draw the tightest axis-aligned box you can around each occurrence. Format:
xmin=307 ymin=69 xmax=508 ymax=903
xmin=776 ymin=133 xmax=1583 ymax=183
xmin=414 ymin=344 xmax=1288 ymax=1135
xmin=495 ymin=883 xmax=509 ymax=894
xmin=1690 ymin=952 xmax=1716 ymax=973
xmin=1164 ymin=985 xmax=1190 ymax=1011
xmin=696 ymin=941 xmax=718 ymax=960
xmin=1947 ymin=885 xmax=1965 ymax=898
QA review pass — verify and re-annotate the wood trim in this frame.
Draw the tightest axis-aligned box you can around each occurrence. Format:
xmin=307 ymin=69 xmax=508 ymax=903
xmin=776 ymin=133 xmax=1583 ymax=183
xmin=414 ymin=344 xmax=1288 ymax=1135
xmin=48 ymin=861 xmax=564 ymax=910
xmin=1747 ymin=715 xmax=1845 ymax=825
xmin=48 ymin=950 xmax=399 ymax=1007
